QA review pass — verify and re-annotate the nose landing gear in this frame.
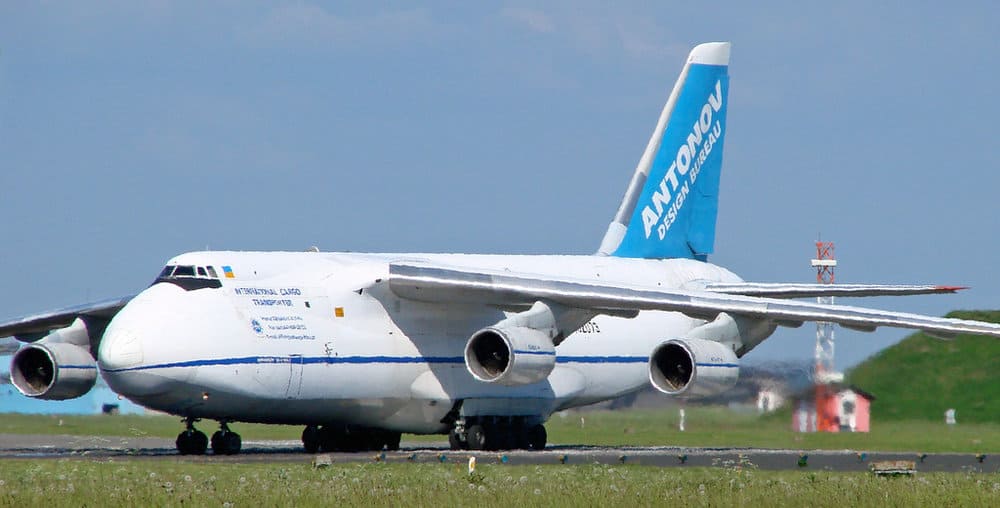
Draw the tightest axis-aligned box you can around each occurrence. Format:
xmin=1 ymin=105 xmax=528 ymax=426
xmin=175 ymin=418 xmax=242 ymax=455
xmin=210 ymin=422 xmax=242 ymax=455
xmin=175 ymin=418 xmax=208 ymax=455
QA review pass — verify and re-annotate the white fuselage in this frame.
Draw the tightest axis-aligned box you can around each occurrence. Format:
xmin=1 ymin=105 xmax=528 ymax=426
xmin=98 ymin=252 xmax=745 ymax=433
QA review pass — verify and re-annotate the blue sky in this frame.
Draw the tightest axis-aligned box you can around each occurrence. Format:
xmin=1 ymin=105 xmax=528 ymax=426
xmin=2 ymin=1 xmax=999 ymax=392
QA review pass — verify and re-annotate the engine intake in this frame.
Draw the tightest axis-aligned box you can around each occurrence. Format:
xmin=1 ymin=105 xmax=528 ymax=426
xmin=649 ymin=338 xmax=738 ymax=398
xmin=10 ymin=342 xmax=97 ymax=400
xmin=465 ymin=326 xmax=556 ymax=386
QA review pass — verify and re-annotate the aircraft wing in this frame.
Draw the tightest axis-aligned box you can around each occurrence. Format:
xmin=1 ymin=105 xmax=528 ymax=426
xmin=0 ymin=296 xmax=133 ymax=341
xmin=701 ymin=282 xmax=966 ymax=299
xmin=387 ymin=263 xmax=1000 ymax=340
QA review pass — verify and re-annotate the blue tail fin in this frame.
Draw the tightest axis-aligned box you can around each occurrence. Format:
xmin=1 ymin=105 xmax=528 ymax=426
xmin=598 ymin=42 xmax=730 ymax=260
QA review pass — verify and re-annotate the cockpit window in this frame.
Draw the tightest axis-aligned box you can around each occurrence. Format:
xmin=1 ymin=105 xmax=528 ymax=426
xmin=154 ymin=264 xmax=223 ymax=291
xmin=173 ymin=265 xmax=196 ymax=277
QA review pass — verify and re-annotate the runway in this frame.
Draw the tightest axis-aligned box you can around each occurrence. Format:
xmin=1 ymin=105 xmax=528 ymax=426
xmin=0 ymin=434 xmax=994 ymax=473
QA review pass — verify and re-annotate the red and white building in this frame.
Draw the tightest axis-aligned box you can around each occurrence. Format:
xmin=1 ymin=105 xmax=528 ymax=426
xmin=792 ymin=384 xmax=874 ymax=433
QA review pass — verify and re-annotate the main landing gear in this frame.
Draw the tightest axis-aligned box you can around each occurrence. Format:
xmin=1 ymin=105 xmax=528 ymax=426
xmin=301 ymin=424 xmax=401 ymax=453
xmin=449 ymin=416 xmax=546 ymax=451
xmin=175 ymin=418 xmax=242 ymax=455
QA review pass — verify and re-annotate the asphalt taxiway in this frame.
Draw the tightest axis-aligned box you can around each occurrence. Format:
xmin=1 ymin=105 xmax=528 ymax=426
xmin=0 ymin=434 xmax=994 ymax=473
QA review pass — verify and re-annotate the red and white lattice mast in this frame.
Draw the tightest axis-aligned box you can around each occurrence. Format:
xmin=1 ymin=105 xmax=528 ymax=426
xmin=811 ymin=241 xmax=842 ymax=432
xmin=811 ymin=241 xmax=837 ymax=381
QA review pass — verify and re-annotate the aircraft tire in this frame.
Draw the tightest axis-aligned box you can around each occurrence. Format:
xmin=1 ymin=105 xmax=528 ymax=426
xmin=210 ymin=431 xmax=223 ymax=454
xmin=176 ymin=430 xmax=208 ymax=455
xmin=318 ymin=424 xmax=346 ymax=452
xmin=514 ymin=427 xmax=531 ymax=450
xmin=224 ymin=432 xmax=242 ymax=455
xmin=448 ymin=429 xmax=464 ymax=450
xmin=527 ymin=424 xmax=546 ymax=451
xmin=211 ymin=430 xmax=242 ymax=455
xmin=302 ymin=425 xmax=321 ymax=453
xmin=466 ymin=425 xmax=487 ymax=451
xmin=384 ymin=431 xmax=401 ymax=451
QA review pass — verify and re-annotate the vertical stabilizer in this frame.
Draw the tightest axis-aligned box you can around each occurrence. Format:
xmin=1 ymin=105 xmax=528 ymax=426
xmin=598 ymin=42 xmax=730 ymax=260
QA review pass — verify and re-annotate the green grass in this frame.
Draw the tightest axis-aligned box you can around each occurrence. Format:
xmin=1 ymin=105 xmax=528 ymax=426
xmin=0 ymin=460 xmax=996 ymax=507
xmin=846 ymin=310 xmax=1000 ymax=423
xmin=545 ymin=408 xmax=999 ymax=453
xmin=3 ymin=406 xmax=998 ymax=453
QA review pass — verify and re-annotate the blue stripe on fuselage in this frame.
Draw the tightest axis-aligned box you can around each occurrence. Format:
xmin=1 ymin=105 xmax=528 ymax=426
xmin=101 ymin=354 xmax=654 ymax=373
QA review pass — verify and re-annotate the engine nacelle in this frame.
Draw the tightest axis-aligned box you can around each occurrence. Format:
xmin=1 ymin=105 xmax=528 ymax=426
xmin=465 ymin=326 xmax=556 ymax=386
xmin=10 ymin=342 xmax=97 ymax=400
xmin=649 ymin=338 xmax=739 ymax=398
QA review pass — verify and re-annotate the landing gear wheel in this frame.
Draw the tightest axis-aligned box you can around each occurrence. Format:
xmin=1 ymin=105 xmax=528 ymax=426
xmin=527 ymin=424 xmax=547 ymax=451
xmin=176 ymin=417 xmax=208 ymax=455
xmin=210 ymin=423 xmax=242 ymax=455
xmin=302 ymin=425 xmax=321 ymax=453
xmin=176 ymin=429 xmax=208 ymax=455
xmin=514 ymin=425 xmax=530 ymax=450
xmin=448 ymin=429 xmax=465 ymax=450
xmin=466 ymin=425 xmax=487 ymax=451
xmin=211 ymin=431 xmax=242 ymax=455
xmin=318 ymin=424 xmax=346 ymax=452
xmin=384 ymin=431 xmax=401 ymax=451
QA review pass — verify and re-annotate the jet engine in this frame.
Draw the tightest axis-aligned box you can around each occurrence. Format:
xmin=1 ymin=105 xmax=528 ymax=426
xmin=648 ymin=338 xmax=738 ymax=398
xmin=465 ymin=325 xmax=556 ymax=386
xmin=10 ymin=342 xmax=97 ymax=400
xmin=9 ymin=318 xmax=98 ymax=400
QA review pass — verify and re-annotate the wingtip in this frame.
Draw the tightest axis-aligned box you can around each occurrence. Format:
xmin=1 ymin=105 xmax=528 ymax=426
xmin=935 ymin=285 xmax=969 ymax=293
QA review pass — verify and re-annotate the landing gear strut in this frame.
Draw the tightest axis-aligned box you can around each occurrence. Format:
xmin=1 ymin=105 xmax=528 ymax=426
xmin=301 ymin=424 xmax=401 ymax=453
xmin=175 ymin=418 xmax=208 ymax=455
xmin=211 ymin=421 xmax=242 ymax=455
xmin=449 ymin=417 xmax=546 ymax=451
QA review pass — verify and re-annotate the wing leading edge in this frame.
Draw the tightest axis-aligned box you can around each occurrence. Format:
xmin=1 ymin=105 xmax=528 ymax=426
xmin=387 ymin=263 xmax=1000 ymax=340
xmin=0 ymin=296 xmax=133 ymax=341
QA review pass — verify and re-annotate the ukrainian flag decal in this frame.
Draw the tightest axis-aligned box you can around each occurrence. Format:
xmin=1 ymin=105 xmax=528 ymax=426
xmin=222 ymin=266 xmax=235 ymax=278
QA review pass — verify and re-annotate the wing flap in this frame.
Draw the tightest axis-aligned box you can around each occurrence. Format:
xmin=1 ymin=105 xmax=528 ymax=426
xmin=388 ymin=263 xmax=1000 ymax=339
xmin=0 ymin=296 xmax=133 ymax=341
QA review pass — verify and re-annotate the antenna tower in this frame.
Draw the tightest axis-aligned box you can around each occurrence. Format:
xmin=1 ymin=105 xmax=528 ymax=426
xmin=810 ymin=241 xmax=840 ymax=432
xmin=811 ymin=241 xmax=836 ymax=379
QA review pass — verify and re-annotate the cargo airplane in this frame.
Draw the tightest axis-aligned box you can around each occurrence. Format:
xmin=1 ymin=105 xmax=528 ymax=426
xmin=4 ymin=42 xmax=999 ymax=455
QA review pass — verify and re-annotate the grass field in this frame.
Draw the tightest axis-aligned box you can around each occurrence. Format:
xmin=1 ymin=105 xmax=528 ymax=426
xmin=2 ymin=406 xmax=997 ymax=453
xmin=0 ymin=460 xmax=997 ymax=507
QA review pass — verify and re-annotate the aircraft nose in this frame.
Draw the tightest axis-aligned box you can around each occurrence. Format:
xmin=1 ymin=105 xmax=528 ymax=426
xmin=98 ymin=325 xmax=143 ymax=371
xmin=98 ymin=282 xmax=193 ymax=398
